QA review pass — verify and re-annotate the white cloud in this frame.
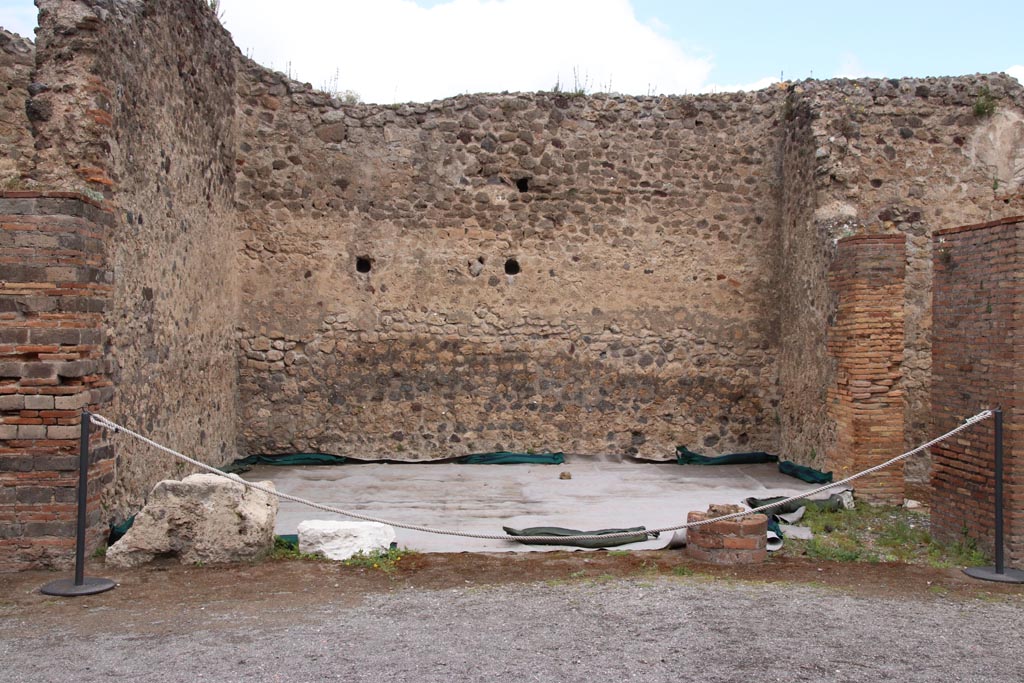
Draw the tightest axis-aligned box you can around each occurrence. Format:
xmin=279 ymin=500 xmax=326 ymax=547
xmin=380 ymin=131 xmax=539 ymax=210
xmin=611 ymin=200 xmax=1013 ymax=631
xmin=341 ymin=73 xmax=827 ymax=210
xmin=221 ymin=0 xmax=712 ymax=103
xmin=834 ymin=52 xmax=882 ymax=79
xmin=1008 ymin=65 xmax=1024 ymax=84
xmin=702 ymin=75 xmax=778 ymax=94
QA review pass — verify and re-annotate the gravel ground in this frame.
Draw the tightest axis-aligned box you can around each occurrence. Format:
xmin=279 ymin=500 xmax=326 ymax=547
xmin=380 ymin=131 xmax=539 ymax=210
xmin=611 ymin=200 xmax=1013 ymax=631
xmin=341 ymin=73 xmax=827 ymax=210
xmin=3 ymin=575 xmax=1022 ymax=682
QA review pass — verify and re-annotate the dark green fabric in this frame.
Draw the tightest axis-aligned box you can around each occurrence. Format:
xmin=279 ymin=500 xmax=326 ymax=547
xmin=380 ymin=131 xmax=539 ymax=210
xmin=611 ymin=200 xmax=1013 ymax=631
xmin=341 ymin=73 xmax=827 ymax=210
xmin=767 ymin=518 xmax=783 ymax=538
xmin=108 ymin=515 xmax=136 ymax=546
xmin=675 ymin=447 xmax=779 ymax=466
xmin=223 ymin=451 xmax=563 ymax=472
xmin=503 ymin=526 xmax=652 ymax=548
xmin=459 ymin=452 xmax=565 ymax=465
xmin=222 ymin=453 xmax=349 ymax=473
xmin=744 ymin=495 xmax=844 ymax=513
xmin=778 ymin=460 xmax=833 ymax=484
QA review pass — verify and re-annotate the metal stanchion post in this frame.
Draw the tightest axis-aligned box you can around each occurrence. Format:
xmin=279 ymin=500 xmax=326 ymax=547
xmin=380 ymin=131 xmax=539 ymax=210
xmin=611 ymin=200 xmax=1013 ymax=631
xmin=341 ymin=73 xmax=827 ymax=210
xmin=964 ymin=408 xmax=1024 ymax=583
xmin=40 ymin=410 xmax=116 ymax=596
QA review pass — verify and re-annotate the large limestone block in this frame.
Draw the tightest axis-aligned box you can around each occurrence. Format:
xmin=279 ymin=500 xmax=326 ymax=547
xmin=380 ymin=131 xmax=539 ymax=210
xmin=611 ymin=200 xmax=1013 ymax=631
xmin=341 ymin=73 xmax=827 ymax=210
xmin=106 ymin=473 xmax=278 ymax=567
xmin=297 ymin=520 xmax=396 ymax=561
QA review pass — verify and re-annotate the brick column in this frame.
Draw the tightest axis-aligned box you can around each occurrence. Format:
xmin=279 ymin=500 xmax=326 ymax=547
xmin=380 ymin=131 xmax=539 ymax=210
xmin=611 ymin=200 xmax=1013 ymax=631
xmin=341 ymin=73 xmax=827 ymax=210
xmin=0 ymin=192 xmax=115 ymax=571
xmin=931 ymin=216 xmax=1024 ymax=564
xmin=826 ymin=234 xmax=906 ymax=504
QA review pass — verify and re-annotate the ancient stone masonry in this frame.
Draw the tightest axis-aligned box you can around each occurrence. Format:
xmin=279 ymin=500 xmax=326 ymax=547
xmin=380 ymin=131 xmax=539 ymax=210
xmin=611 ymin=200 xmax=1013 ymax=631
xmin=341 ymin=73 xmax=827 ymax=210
xmin=20 ymin=0 xmax=241 ymax=527
xmin=931 ymin=216 xmax=1024 ymax=564
xmin=3 ymin=0 xmax=1024 ymax=569
xmin=235 ymin=65 xmax=786 ymax=460
xmin=0 ymin=193 xmax=114 ymax=571
xmin=826 ymin=235 xmax=906 ymax=504
xmin=784 ymin=76 xmax=1024 ymax=488
xmin=772 ymin=93 xmax=836 ymax=471
xmin=0 ymin=29 xmax=34 ymax=188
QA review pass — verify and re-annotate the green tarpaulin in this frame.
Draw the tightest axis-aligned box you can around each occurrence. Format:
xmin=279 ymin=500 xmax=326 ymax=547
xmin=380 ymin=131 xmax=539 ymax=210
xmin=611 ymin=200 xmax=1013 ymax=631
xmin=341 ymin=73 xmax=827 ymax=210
xmin=675 ymin=447 xmax=832 ymax=484
xmin=675 ymin=447 xmax=779 ymax=466
xmin=744 ymin=495 xmax=845 ymax=514
xmin=223 ymin=451 xmax=563 ymax=472
xmin=458 ymin=452 xmax=564 ymax=465
xmin=108 ymin=516 xmax=135 ymax=545
xmin=222 ymin=453 xmax=348 ymax=473
xmin=778 ymin=460 xmax=833 ymax=484
xmin=503 ymin=526 xmax=652 ymax=548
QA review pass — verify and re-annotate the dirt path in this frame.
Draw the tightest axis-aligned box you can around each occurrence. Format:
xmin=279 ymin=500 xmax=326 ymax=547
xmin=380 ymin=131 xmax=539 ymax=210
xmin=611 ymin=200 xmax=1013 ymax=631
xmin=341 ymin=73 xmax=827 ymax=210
xmin=2 ymin=553 xmax=1023 ymax=682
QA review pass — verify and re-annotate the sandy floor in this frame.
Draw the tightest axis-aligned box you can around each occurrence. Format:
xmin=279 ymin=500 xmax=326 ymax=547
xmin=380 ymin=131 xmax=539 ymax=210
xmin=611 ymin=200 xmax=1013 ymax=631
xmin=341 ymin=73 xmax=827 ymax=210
xmin=242 ymin=458 xmax=818 ymax=551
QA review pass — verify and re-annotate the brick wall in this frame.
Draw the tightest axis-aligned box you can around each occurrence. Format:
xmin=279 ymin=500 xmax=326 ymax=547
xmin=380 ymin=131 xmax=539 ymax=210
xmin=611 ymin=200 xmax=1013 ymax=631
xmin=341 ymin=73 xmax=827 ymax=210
xmin=796 ymin=74 xmax=1024 ymax=488
xmin=0 ymin=192 xmax=114 ymax=570
xmin=931 ymin=216 xmax=1024 ymax=564
xmin=826 ymin=234 xmax=906 ymax=504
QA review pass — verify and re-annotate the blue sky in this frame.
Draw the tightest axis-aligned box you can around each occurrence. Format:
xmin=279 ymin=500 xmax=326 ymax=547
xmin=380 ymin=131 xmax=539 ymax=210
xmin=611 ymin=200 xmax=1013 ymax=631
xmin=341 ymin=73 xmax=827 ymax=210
xmin=2 ymin=0 xmax=1022 ymax=103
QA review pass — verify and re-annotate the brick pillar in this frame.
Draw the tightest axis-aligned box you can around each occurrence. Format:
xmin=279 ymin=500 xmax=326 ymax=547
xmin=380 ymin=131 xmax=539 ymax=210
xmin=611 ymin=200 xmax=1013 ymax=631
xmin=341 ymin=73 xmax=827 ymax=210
xmin=0 ymin=192 xmax=115 ymax=571
xmin=931 ymin=216 xmax=1024 ymax=565
xmin=826 ymin=234 xmax=906 ymax=504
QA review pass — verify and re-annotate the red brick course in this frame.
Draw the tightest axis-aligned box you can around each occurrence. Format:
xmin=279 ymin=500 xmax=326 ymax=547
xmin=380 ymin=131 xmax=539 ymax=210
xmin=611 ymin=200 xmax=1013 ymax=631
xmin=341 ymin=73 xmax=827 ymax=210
xmin=686 ymin=508 xmax=768 ymax=564
xmin=931 ymin=216 xmax=1024 ymax=565
xmin=826 ymin=234 xmax=907 ymax=504
xmin=0 ymin=193 xmax=114 ymax=571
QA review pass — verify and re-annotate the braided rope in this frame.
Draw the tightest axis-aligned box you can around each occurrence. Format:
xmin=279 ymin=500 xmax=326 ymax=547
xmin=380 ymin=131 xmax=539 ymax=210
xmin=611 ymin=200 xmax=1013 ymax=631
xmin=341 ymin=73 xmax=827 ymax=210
xmin=91 ymin=410 xmax=992 ymax=543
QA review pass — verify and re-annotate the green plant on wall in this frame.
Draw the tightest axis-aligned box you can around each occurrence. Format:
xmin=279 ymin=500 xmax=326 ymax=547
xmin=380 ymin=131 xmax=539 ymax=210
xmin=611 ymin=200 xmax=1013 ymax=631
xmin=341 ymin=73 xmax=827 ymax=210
xmin=973 ymin=86 xmax=996 ymax=118
xmin=320 ymin=68 xmax=361 ymax=104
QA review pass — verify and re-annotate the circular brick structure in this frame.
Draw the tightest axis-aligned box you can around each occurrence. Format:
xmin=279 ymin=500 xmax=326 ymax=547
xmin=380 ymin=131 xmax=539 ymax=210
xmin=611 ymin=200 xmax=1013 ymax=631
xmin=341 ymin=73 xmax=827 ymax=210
xmin=686 ymin=505 xmax=768 ymax=564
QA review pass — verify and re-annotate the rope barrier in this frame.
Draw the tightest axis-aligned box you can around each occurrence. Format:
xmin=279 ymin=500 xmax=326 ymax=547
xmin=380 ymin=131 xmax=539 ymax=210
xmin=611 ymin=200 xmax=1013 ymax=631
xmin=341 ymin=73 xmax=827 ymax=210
xmin=91 ymin=410 xmax=992 ymax=544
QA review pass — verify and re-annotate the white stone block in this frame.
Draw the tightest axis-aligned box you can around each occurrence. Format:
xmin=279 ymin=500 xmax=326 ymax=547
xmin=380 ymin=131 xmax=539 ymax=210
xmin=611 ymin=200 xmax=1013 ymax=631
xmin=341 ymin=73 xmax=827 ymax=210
xmin=297 ymin=520 xmax=396 ymax=561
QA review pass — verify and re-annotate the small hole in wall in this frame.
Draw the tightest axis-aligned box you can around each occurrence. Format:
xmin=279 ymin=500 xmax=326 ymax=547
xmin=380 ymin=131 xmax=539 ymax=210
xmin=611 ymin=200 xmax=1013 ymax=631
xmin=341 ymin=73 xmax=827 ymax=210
xmin=515 ymin=177 xmax=530 ymax=192
xmin=356 ymin=257 xmax=372 ymax=274
xmin=304 ymin=270 xmax=312 ymax=279
xmin=504 ymin=258 xmax=521 ymax=275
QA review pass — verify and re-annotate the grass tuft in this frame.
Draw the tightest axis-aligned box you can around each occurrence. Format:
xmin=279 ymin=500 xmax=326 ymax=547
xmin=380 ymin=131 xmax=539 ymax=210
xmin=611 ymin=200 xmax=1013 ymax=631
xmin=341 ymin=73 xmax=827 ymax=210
xmin=342 ymin=547 xmax=412 ymax=573
xmin=781 ymin=504 xmax=989 ymax=567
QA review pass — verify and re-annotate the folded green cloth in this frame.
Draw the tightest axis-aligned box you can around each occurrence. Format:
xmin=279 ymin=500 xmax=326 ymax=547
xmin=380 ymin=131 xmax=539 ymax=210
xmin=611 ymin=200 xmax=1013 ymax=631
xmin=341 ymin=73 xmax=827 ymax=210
xmin=222 ymin=453 xmax=348 ymax=473
xmin=676 ymin=447 xmax=779 ymax=465
xmin=778 ymin=460 xmax=833 ymax=484
xmin=459 ymin=452 xmax=565 ymax=465
xmin=744 ymin=495 xmax=844 ymax=513
xmin=503 ymin=526 xmax=652 ymax=548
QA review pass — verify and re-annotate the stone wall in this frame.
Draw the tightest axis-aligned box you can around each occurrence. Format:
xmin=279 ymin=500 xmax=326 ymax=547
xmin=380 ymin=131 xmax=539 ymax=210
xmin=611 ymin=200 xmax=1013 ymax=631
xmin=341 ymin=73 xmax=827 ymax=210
xmin=789 ymin=75 xmax=1024 ymax=488
xmin=0 ymin=28 xmax=34 ymax=188
xmin=773 ymin=92 xmax=838 ymax=469
xmin=234 ymin=64 xmax=787 ymax=459
xmin=233 ymin=67 xmax=1024 ymax=472
xmin=3 ymin=0 xmax=1024 ymax=569
xmin=931 ymin=216 xmax=1024 ymax=564
xmin=0 ymin=193 xmax=114 ymax=571
xmin=22 ymin=0 xmax=240 ymax=524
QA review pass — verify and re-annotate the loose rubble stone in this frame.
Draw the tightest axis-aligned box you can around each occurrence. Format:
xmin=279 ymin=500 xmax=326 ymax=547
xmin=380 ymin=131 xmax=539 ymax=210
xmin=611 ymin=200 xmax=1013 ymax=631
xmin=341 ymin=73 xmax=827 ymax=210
xmin=105 ymin=474 xmax=278 ymax=567
xmin=297 ymin=520 xmax=397 ymax=561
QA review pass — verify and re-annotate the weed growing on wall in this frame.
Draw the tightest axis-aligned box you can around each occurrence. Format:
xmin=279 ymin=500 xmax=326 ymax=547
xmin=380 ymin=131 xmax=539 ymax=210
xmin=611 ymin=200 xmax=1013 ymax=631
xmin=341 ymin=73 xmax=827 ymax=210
xmin=320 ymin=68 xmax=361 ymax=104
xmin=206 ymin=0 xmax=224 ymax=24
xmin=973 ymin=86 xmax=996 ymax=117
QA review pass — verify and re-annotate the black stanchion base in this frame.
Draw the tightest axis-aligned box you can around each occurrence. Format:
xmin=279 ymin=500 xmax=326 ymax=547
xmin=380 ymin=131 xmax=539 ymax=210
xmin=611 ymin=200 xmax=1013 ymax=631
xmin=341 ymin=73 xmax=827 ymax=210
xmin=963 ymin=566 xmax=1024 ymax=584
xmin=40 ymin=576 xmax=117 ymax=596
